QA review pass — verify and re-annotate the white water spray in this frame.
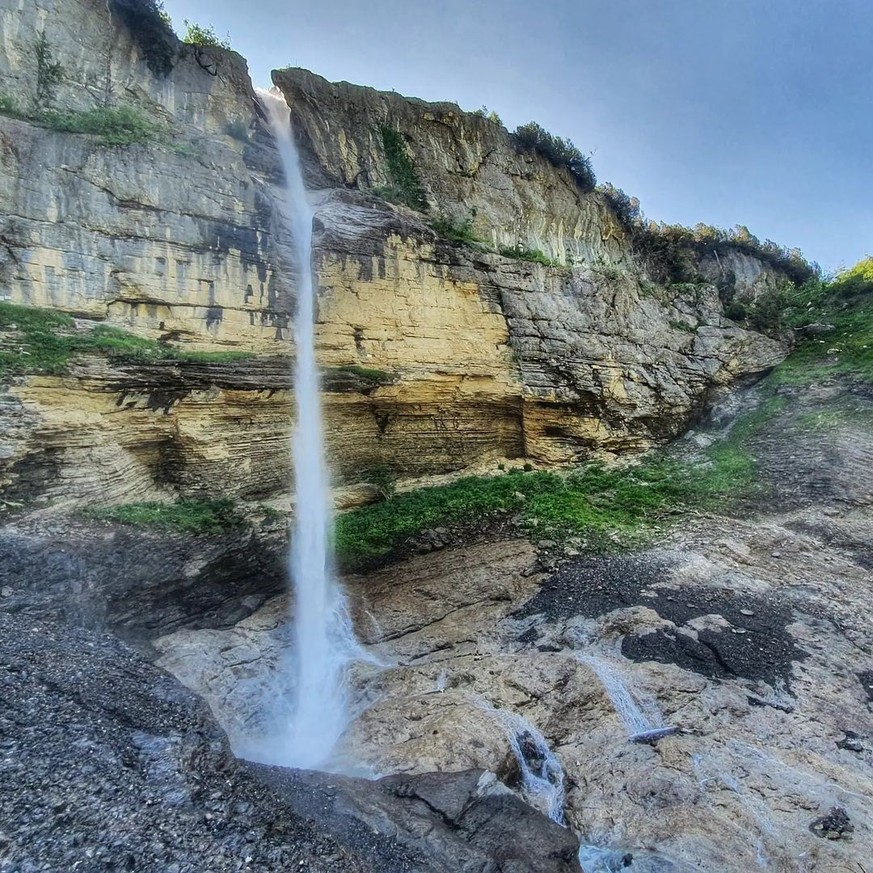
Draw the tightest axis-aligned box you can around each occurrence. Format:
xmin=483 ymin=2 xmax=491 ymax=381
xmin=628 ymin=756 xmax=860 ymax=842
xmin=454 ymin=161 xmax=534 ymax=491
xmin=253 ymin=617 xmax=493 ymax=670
xmin=254 ymin=88 xmax=360 ymax=769
xmin=479 ymin=703 xmax=566 ymax=826
xmin=580 ymin=654 xmax=676 ymax=743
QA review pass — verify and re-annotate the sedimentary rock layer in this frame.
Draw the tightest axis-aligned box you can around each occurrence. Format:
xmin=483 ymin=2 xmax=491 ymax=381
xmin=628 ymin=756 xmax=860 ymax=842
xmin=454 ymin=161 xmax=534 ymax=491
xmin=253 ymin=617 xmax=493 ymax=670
xmin=0 ymin=0 xmax=790 ymax=508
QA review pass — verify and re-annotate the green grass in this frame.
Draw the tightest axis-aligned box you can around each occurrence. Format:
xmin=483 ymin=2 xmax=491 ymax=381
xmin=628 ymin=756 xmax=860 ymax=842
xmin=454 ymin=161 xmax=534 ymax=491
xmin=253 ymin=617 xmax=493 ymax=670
xmin=333 ymin=430 xmax=770 ymax=570
xmin=0 ymin=97 xmax=182 ymax=149
xmin=84 ymin=498 xmax=243 ymax=534
xmin=0 ymin=302 xmax=252 ymax=380
xmin=795 ymin=404 xmax=873 ymax=432
xmin=335 ymin=365 xmax=393 ymax=383
xmin=0 ymin=303 xmax=77 ymax=378
xmin=40 ymin=105 xmax=158 ymax=145
xmin=761 ymin=273 xmax=873 ymax=386
xmin=431 ymin=213 xmax=481 ymax=245
xmin=332 ymin=380 xmax=796 ymax=571
xmin=498 ymin=245 xmax=560 ymax=267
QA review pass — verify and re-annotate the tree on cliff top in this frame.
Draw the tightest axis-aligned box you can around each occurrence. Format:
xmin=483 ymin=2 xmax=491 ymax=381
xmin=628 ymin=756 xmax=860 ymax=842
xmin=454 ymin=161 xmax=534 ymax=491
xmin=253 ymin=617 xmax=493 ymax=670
xmin=182 ymin=20 xmax=232 ymax=50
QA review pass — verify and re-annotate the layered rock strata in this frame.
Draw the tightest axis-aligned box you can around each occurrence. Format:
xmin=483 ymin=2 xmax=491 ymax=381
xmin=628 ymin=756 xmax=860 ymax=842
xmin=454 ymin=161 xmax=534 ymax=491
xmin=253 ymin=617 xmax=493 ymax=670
xmin=0 ymin=0 xmax=792 ymax=511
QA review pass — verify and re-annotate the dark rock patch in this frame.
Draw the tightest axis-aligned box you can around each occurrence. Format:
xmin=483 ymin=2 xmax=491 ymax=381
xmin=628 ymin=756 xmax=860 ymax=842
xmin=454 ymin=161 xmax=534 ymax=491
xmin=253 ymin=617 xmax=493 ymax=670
xmin=621 ymin=622 xmax=803 ymax=687
xmin=837 ymin=731 xmax=865 ymax=753
xmin=253 ymin=766 xmax=582 ymax=873
xmin=857 ymin=671 xmax=873 ymax=703
xmin=516 ymin=552 xmax=805 ymax=686
xmin=0 ymin=520 xmax=285 ymax=643
xmin=517 ymin=625 xmax=541 ymax=644
xmin=0 ymin=611 xmax=375 ymax=873
xmin=620 ymin=585 xmax=805 ymax=686
xmin=513 ymin=553 xmax=676 ymax=623
xmin=809 ymin=807 xmax=853 ymax=841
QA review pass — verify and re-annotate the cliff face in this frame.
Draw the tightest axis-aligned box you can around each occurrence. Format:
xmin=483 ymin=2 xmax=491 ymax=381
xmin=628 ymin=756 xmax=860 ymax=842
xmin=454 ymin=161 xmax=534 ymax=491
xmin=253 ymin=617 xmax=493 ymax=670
xmin=0 ymin=0 xmax=286 ymax=350
xmin=277 ymin=68 xmax=629 ymax=268
xmin=0 ymin=0 xmax=791 ymax=510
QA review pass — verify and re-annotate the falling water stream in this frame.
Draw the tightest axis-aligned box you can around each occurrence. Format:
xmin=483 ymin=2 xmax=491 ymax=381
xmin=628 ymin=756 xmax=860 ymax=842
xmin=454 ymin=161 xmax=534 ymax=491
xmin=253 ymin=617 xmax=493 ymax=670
xmin=254 ymin=85 xmax=683 ymax=866
xmin=480 ymin=702 xmax=567 ymax=824
xmin=253 ymin=88 xmax=361 ymax=770
xmin=579 ymin=654 xmax=677 ymax=743
xmin=481 ymin=700 xmax=636 ymax=871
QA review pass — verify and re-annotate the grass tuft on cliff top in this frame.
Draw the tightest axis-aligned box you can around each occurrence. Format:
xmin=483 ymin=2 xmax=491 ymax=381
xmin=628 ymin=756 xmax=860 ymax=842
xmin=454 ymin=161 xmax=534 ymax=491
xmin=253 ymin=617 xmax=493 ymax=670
xmin=0 ymin=302 xmax=252 ymax=380
xmin=84 ymin=499 xmax=243 ymax=534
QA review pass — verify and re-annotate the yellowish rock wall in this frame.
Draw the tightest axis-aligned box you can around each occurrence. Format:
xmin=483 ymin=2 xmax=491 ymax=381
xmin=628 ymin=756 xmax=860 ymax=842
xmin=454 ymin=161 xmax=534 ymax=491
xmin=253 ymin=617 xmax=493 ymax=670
xmin=0 ymin=0 xmax=793 ymax=512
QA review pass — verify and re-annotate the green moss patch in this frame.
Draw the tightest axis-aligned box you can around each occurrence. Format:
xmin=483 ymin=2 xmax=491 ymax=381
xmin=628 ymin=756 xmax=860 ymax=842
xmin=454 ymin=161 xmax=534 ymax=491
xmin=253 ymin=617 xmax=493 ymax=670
xmin=335 ymin=365 xmax=393 ymax=383
xmin=375 ymin=125 xmax=428 ymax=211
xmin=84 ymin=498 xmax=243 ymax=534
xmin=498 ymin=245 xmax=560 ymax=267
xmin=0 ymin=302 xmax=252 ymax=381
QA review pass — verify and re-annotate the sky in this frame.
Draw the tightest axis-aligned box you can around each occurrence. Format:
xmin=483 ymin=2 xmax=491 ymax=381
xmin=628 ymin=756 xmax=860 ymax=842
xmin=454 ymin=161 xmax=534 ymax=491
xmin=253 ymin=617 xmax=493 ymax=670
xmin=161 ymin=0 xmax=872 ymax=271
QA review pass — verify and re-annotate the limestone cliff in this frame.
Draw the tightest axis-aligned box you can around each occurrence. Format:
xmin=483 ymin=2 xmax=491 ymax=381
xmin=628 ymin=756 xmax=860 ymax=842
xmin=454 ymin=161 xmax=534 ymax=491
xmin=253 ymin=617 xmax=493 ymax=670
xmin=0 ymin=0 xmax=793 ymax=510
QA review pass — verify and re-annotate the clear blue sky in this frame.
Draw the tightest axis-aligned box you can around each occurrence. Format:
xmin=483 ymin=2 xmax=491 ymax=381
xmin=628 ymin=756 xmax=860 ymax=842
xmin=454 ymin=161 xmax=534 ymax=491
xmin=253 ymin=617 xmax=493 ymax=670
xmin=162 ymin=0 xmax=871 ymax=271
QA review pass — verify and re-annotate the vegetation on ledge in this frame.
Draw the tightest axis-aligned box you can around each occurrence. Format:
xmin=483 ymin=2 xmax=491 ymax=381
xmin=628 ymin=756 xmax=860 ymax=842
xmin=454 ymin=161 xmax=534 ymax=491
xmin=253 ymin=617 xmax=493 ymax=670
xmin=512 ymin=121 xmax=596 ymax=193
xmin=0 ymin=302 xmax=252 ymax=380
xmin=334 ymin=365 xmax=393 ymax=383
xmin=334 ymin=422 xmax=767 ymax=571
xmin=430 ymin=212 xmax=481 ymax=245
xmin=0 ymin=95 xmax=167 ymax=147
xmin=375 ymin=125 xmax=429 ymax=211
xmin=0 ymin=27 xmax=168 ymax=146
xmin=41 ymin=105 xmax=159 ymax=145
xmin=428 ymin=212 xmax=561 ymax=267
xmin=84 ymin=499 xmax=243 ymax=534
xmin=498 ymin=244 xmax=560 ymax=267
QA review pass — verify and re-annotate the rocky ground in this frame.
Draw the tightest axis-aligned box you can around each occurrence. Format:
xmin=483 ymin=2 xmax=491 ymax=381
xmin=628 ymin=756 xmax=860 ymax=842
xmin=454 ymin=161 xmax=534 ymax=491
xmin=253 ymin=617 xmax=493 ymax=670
xmin=2 ymin=379 xmax=870 ymax=872
xmin=0 ymin=608 xmax=580 ymax=873
xmin=154 ymin=379 xmax=873 ymax=872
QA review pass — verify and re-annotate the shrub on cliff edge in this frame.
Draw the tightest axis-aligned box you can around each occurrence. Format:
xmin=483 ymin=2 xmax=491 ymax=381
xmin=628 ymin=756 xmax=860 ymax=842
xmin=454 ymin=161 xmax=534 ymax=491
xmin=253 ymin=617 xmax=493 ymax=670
xmin=111 ymin=0 xmax=178 ymax=77
xmin=182 ymin=20 xmax=232 ymax=50
xmin=512 ymin=121 xmax=596 ymax=193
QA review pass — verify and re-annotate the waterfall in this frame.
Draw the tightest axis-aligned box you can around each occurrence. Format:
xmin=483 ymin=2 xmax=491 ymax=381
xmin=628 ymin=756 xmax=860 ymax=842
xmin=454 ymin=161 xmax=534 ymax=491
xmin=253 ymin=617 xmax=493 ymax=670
xmin=479 ymin=701 xmax=633 ymax=871
xmin=479 ymin=703 xmax=566 ymax=826
xmin=253 ymin=87 xmax=359 ymax=770
xmin=579 ymin=654 xmax=676 ymax=743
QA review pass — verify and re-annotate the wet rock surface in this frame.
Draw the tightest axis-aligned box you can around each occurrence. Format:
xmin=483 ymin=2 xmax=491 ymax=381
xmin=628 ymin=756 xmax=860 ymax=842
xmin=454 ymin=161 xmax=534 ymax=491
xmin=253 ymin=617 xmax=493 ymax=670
xmin=0 ymin=609 xmax=579 ymax=873
xmin=155 ymin=382 xmax=873 ymax=872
